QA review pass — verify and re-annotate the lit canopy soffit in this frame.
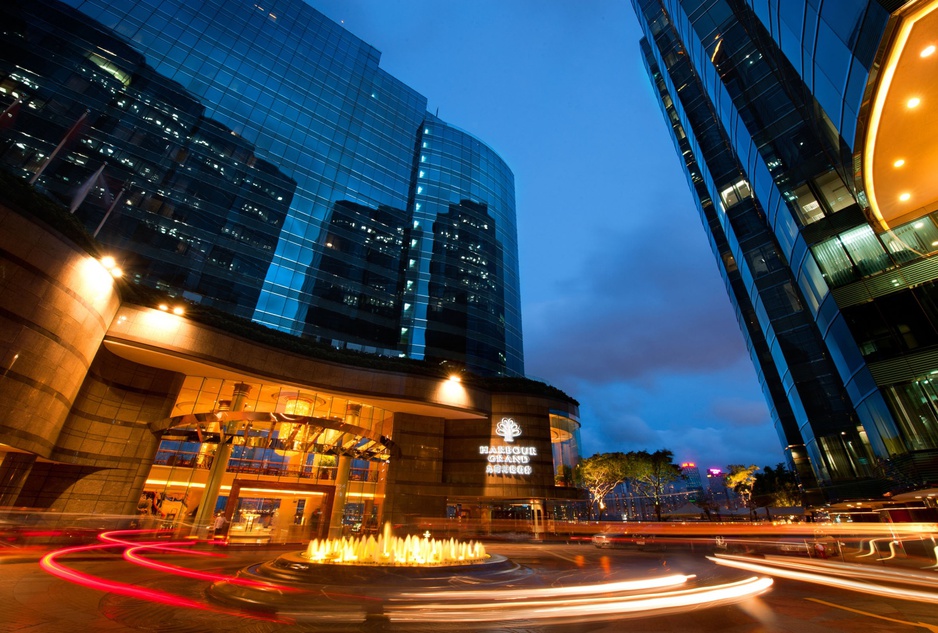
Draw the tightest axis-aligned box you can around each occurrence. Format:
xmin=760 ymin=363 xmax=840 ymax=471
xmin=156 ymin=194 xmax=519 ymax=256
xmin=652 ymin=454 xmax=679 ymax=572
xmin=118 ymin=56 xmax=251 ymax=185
xmin=864 ymin=0 xmax=938 ymax=231
xmin=162 ymin=412 xmax=399 ymax=461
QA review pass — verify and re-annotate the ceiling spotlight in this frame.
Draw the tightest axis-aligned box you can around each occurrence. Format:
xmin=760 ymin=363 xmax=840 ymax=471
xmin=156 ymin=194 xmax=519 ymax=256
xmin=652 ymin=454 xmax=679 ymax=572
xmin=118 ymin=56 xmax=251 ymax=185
xmin=158 ymin=303 xmax=169 ymax=311
xmin=899 ymin=192 xmax=911 ymax=202
xmin=893 ymin=158 xmax=905 ymax=167
xmin=98 ymin=256 xmax=124 ymax=278
xmin=172 ymin=306 xmax=185 ymax=316
xmin=907 ymin=97 xmax=921 ymax=108
xmin=922 ymin=44 xmax=936 ymax=57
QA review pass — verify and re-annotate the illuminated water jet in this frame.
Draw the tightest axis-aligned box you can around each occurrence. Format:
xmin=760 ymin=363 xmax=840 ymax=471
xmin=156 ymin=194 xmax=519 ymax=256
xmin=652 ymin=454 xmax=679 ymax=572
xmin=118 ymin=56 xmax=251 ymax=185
xmin=301 ymin=522 xmax=487 ymax=566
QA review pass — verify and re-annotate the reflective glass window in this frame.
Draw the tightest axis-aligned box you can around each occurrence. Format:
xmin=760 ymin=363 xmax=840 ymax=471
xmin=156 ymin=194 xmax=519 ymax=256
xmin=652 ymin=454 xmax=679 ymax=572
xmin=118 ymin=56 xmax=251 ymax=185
xmin=838 ymin=225 xmax=888 ymax=277
xmin=812 ymin=237 xmax=857 ymax=286
xmin=815 ymin=170 xmax=853 ymax=212
xmin=884 ymin=381 xmax=938 ymax=451
xmin=792 ymin=184 xmax=824 ymax=224
xmin=881 ymin=218 xmax=938 ymax=263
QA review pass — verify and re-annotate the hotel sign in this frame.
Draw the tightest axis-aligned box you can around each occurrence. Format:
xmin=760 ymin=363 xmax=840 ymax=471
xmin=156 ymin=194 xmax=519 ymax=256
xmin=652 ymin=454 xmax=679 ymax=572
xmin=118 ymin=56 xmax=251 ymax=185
xmin=480 ymin=417 xmax=536 ymax=476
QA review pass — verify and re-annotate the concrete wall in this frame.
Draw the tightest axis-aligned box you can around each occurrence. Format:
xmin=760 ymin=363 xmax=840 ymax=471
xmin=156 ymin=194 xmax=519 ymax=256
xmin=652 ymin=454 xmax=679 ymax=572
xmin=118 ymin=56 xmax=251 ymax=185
xmin=15 ymin=348 xmax=184 ymax=513
xmin=0 ymin=205 xmax=120 ymax=454
xmin=0 ymin=204 xmax=121 ymax=504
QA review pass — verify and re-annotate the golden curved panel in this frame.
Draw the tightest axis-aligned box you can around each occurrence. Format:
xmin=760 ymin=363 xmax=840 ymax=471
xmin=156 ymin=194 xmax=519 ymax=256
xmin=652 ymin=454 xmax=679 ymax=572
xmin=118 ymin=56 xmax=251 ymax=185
xmin=864 ymin=1 xmax=938 ymax=231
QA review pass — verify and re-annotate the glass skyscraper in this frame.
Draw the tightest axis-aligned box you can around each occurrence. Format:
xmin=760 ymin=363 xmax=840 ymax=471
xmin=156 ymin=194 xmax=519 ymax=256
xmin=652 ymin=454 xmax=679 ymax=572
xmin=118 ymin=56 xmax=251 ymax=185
xmin=632 ymin=0 xmax=938 ymax=503
xmin=0 ymin=0 xmax=523 ymax=376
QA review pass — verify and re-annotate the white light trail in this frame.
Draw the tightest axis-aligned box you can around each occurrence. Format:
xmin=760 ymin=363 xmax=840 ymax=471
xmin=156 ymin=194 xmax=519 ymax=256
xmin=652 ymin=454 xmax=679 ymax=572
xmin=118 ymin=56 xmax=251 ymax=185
xmin=385 ymin=576 xmax=773 ymax=623
xmin=710 ymin=554 xmax=938 ymax=604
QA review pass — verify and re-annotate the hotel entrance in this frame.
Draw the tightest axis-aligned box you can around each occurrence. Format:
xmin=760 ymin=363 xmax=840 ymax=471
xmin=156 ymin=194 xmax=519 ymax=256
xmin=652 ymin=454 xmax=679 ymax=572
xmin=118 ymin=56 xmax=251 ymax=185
xmin=144 ymin=378 xmax=396 ymax=542
xmin=222 ymin=480 xmax=334 ymax=544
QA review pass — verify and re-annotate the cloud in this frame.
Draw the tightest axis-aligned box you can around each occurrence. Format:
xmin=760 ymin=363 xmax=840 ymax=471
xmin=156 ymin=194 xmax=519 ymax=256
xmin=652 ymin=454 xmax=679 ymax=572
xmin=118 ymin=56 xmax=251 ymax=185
xmin=524 ymin=214 xmax=748 ymax=387
xmin=561 ymin=365 xmax=779 ymax=471
xmin=709 ymin=397 xmax=773 ymax=428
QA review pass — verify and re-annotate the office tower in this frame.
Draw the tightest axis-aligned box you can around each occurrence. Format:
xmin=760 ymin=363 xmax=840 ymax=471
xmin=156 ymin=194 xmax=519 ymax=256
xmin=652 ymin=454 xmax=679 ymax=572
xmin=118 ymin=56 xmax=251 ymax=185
xmin=680 ymin=462 xmax=704 ymax=496
xmin=632 ymin=0 xmax=938 ymax=503
xmin=0 ymin=0 xmax=522 ymax=376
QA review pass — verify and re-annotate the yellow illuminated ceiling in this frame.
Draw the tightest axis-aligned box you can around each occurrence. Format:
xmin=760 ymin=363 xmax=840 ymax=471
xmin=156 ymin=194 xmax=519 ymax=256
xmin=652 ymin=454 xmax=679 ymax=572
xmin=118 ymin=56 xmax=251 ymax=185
xmin=864 ymin=0 xmax=938 ymax=231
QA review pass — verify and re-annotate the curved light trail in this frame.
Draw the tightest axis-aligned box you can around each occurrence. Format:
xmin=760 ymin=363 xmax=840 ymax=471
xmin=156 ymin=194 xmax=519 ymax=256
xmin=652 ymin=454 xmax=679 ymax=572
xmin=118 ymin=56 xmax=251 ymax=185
xmin=39 ymin=531 xmax=290 ymax=622
xmin=385 ymin=576 xmax=773 ymax=623
xmin=39 ymin=528 xmax=774 ymax=625
xmin=710 ymin=554 xmax=938 ymax=604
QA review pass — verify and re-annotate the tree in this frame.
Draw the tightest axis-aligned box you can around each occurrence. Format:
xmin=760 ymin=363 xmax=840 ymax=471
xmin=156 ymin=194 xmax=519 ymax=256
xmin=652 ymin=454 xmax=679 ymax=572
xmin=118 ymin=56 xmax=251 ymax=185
xmin=554 ymin=464 xmax=574 ymax=487
xmin=752 ymin=463 xmax=803 ymax=512
xmin=725 ymin=464 xmax=759 ymax=520
xmin=628 ymin=449 xmax=682 ymax=521
xmin=577 ymin=453 xmax=631 ymax=519
xmin=691 ymin=490 xmax=720 ymax=522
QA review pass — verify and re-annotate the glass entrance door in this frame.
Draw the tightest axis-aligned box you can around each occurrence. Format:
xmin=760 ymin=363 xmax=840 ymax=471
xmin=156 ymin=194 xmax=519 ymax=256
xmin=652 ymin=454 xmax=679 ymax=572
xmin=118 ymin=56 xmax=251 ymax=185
xmin=223 ymin=480 xmax=333 ymax=544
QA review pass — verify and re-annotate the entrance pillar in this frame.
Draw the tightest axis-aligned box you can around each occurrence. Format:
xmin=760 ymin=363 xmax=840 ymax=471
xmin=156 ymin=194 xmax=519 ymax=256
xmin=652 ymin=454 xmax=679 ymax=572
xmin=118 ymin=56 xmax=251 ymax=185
xmin=532 ymin=499 xmax=545 ymax=539
xmin=193 ymin=382 xmax=252 ymax=535
xmin=327 ymin=403 xmax=360 ymax=538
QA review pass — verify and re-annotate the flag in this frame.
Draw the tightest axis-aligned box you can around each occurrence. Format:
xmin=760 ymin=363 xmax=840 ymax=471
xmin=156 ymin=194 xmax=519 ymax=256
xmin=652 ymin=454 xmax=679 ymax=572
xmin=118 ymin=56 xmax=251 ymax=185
xmin=69 ymin=162 xmax=107 ymax=213
xmin=29 ymin=109 xmax=90 ymax=185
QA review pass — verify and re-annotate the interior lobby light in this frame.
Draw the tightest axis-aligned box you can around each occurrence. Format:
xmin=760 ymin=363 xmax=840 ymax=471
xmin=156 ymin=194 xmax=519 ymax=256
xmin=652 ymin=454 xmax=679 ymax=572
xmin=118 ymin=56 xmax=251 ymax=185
xmin=894 ymin=158 xmax=906 ymax=167
xmin=922 ymin=44 xmax=936 ymax=57
xmin=900 ymin=192 xmax=912 ymax=201
xmin=907 ymin=96 xmax=922 ymax=108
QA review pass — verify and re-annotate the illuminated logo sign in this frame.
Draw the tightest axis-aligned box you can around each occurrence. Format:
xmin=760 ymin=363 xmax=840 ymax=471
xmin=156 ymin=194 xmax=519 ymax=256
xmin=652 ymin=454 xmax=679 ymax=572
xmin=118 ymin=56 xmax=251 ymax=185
xmin=481 ymin=418 xmax=535 ymax=476
xmin=495 ymin=417 xmax=522 ymax=442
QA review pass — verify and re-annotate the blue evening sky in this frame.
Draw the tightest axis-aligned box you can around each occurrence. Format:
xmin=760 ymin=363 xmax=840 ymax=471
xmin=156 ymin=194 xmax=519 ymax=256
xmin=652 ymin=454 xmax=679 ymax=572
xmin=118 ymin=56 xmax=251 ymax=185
xmin=310 ymin=0 xmax=784 ymax=472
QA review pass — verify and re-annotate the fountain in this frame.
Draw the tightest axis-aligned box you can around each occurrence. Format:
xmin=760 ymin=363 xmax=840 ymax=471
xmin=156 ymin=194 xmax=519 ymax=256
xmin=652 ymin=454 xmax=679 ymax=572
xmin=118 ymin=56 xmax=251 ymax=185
xmin=207 ymin=523 xmax=526 ymax=614
xmin=301 ymin=522 xmax=487 ymax=566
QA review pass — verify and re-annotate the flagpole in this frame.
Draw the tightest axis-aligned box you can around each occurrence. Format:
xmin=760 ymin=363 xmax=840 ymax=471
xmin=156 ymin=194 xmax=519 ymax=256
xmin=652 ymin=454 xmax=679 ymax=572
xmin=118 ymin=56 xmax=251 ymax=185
xmin=29 ymin=109 xmax=90 ymax=185
xmin=92 ymin=187 xmax=125 ymax=239
xmin=0 ymin=98 xmax=22 ymax=130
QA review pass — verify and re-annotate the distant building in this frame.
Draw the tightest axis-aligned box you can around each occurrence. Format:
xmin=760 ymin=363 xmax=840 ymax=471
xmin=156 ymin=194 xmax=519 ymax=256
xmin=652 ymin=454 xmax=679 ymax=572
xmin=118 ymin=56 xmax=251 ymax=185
xmin=680 ymin=462 xmax=704 ymax=495
xmin=632 ymin=0 xmax=938 ymax=505
xmin=706 ymin=468 xmax=730 ymax=507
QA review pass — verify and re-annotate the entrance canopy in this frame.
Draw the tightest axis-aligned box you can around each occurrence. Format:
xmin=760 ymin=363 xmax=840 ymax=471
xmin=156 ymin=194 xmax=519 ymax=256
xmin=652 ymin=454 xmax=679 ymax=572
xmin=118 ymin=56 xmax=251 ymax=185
xmin=162 ymin=411 xmax=398 ymax=462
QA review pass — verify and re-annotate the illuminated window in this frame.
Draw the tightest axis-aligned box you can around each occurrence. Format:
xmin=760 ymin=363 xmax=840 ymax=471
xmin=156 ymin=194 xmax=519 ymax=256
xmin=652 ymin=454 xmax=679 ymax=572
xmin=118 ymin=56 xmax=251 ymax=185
xmin=793 ymin=184 xmax=824 ymax=224
xmin=719 ymin=179 xmax=752 ymax=207
xmin=816 ymin=170 xmax=853 ymax=213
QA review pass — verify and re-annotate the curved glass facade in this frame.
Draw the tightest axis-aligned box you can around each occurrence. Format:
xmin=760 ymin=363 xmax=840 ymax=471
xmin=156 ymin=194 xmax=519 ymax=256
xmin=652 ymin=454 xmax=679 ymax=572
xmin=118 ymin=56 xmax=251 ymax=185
xmin=633 ymin=0 xmax=938 ymax=503
xmin=407 ymin=117 xmax=522 ymax=375
xmin=0 ymin=0 xmax=523 ymax=376
xmin=549 ymin=412 xmax=581 ymax=487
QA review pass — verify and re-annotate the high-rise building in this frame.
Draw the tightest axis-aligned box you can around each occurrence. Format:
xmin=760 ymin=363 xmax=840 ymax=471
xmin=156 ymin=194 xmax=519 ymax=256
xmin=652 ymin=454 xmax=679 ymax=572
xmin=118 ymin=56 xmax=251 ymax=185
xmin=632 ymin=0 xmax=938 ymax=504
xmin=680 ymin=462 xmax=704 ymax=496
xmin=0 ymin=0 xmax=523 ymax=376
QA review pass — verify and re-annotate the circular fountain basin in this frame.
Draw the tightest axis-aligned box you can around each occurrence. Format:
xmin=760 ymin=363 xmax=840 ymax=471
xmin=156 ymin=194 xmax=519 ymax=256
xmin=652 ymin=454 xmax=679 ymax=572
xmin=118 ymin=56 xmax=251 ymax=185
xmin=207 ymin=551 xmax=530 ymax=613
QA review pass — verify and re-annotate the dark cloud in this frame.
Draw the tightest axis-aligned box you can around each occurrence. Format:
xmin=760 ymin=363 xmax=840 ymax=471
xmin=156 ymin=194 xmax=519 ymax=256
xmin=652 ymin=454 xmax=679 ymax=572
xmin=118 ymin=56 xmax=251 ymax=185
xmin=560 ymin=364 xmax=780 ymax=470
xmin=524 ymin=215 xmax=748 ymax=387
xmin=709 ymin=397 xmax=774 ymax=428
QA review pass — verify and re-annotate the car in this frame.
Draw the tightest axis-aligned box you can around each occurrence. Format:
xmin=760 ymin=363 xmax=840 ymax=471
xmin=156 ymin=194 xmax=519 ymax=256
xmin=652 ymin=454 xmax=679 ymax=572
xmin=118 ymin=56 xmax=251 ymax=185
xmin=591 ymin=531 xmax=655 ymax=549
